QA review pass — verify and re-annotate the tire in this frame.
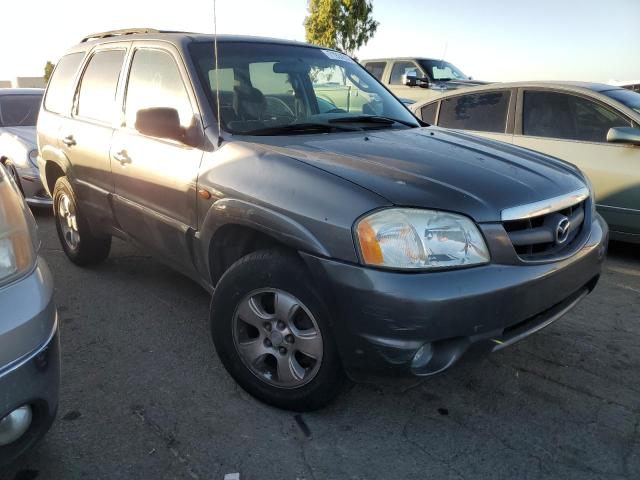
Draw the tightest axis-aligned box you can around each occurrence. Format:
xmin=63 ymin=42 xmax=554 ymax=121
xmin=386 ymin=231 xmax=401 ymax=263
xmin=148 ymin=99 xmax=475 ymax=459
xmin=53 ymin=176 xmax=111 ymax=266
xmin=211 ymin=249 xmax=345 ymax=411
xmin=3 ymin=161 xmax=24 ymax=196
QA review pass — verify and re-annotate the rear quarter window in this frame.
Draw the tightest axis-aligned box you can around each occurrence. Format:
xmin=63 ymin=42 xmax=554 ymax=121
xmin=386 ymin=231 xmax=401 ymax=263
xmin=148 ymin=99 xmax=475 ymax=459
xmin=438 ymin=91 xmax=510 ymax=133
xmin=420 ymin=102 xmax=438 ymax=124
xmin=44 ymin=53 xmax=85 ymax=115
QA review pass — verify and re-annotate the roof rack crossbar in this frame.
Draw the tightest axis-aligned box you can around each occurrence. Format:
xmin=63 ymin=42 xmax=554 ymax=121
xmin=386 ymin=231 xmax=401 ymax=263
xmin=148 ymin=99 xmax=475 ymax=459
xmin=80 ymin=28 xmax=160 ymax=43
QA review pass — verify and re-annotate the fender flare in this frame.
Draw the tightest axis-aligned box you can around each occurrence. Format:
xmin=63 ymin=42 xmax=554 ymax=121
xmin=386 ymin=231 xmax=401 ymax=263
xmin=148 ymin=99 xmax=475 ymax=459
xmin=196 ymin=198 xmax=331 ymax=282
xmin=40 ymin=145 xmax=73 ymax=193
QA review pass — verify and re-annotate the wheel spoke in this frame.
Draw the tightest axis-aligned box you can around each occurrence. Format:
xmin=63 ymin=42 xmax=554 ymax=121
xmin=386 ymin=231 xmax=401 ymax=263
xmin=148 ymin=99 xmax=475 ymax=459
xmin=237 ymin=297 xmax=272 ymax=328
xmin=274 ymin=291 xmax=299 ymax=323
xmin=237 ymin=338 xmax=269 ymax=364
xmin=277 ymin=355 xmax=302 ymax=384
xmin=293 ymin=332 xmax=323 ymax=359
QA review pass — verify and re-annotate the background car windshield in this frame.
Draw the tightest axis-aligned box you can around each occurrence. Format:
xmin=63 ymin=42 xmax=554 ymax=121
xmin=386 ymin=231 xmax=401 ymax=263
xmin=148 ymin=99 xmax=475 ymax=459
xmin=0 ymin=94 xmax=43 ymax=127
xmin=602 ymin=88 xmax=640 ymax=115
xmin=190 ymin=42 xmax=419 ymax=134
xmin=419 ymin=60 xmax=469 ymax=81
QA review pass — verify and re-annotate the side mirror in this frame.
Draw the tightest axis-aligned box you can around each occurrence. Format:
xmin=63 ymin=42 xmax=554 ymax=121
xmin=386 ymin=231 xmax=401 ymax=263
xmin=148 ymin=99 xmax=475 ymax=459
xmin=135 ymin=107 xmax=183 ymax=142
xmin=606 ymin=126 xmax=640 ymax=146
xmin=402 ymin=73 xmax=419 ymax=87
xmin=401 ymin=74 xmax=430 ymax=88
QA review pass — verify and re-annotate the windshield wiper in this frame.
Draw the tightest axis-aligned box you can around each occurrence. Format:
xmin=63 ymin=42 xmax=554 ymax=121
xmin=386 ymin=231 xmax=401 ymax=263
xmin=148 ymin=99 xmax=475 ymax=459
xmin=328 ymin=115 xmax=417 ymax=128
xmin=241 ymin=122 xmax=358 ymax=136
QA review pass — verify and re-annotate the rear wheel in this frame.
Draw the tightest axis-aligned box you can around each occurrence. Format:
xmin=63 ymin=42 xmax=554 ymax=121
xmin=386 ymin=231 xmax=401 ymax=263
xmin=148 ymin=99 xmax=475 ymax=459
xmin=211 ymin=249 xmax=345 ymax=411
xmin=53 ymin=177 xmax=111 ymax=266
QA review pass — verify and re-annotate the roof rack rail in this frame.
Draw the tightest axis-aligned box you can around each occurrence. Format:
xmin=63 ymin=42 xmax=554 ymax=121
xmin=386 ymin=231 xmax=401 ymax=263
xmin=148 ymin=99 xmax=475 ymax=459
xmin=80 ymin=28 xmax=160 ymax=43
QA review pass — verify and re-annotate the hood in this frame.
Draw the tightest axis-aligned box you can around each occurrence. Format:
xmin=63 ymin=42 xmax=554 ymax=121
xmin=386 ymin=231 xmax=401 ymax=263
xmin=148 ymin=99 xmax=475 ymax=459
xmin=249 ymin=127 xmax=586 ymax=223
xmin=0 ymin=126 xmax=37 ymax=146
xmin=430 ymin=79 xmax=491 ymax=91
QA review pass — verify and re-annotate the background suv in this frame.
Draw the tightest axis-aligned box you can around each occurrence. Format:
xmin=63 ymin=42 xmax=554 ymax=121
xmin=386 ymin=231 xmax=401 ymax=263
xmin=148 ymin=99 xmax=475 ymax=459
xmin=38 ymin=29 xmax=606 ymax=410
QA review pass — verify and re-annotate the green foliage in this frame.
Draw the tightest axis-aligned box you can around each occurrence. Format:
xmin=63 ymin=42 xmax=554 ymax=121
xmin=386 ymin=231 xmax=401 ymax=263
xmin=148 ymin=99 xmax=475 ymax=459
xmin=44 ymin=61 xmax=55 ymax=82
xmin=304 ymin=0 xmax=379 ymax=58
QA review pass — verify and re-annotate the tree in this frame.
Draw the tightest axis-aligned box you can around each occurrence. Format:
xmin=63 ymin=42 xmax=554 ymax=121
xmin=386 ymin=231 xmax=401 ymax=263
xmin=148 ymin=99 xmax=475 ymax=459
xmin=44 ymin=61 xmax=55 ymax=83
xmin=304 ymin=0 xmax=379 ymax=58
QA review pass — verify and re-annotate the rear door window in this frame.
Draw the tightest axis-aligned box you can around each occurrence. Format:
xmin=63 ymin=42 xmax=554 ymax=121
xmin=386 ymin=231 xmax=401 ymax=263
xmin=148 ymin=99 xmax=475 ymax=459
xmin=523 ymin=90 xmax=630 ymax=142
xmin=364 ymin=62 xmax=386 ymax=81
xmin=420 ymin=102 xmax=438 ymax=124
xmin=44 ymin=53 xmax=85 ymax=115
xmin=438 ymin=91 xmax=511 ymax=133
xmin=76 ymin=50 xmax=126 ymax=123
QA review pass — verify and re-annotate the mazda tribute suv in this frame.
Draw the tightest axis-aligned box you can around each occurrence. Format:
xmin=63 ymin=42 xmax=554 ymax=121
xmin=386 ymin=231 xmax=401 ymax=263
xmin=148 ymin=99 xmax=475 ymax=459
xmin=37 ymin=29 xmax=607 ymax=410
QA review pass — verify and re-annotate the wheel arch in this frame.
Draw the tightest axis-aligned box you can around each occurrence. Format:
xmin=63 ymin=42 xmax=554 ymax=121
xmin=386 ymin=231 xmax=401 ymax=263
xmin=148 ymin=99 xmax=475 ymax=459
xmin=40 ymin=145 xmax=72 ymax=196
xmin=200 ymin=198 xmax=331 ymax=286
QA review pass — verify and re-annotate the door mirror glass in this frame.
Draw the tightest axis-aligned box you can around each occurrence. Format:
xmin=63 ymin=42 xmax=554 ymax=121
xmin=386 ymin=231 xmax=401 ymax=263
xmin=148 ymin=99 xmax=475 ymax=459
xmin=402 ymin=71 xmax=429 ymax=88
xmin=607 ymin=126 xmax=640 ymax=146
xmin=135 ymin=107 xmax=183 ymax=141
xmin=402 ymin=72 xmax=418 ymax=87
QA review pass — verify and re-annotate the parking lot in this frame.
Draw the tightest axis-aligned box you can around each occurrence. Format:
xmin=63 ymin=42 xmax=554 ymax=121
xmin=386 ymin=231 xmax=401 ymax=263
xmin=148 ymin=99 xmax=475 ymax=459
xmin=1 ymin=210 xmax=639 ymax=480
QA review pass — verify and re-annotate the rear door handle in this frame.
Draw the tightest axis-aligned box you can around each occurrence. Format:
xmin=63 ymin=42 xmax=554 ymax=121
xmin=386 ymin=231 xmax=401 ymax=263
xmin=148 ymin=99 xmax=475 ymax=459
xmin=62 ymin=135 xmax=76 ymax=147
xmin=113 ymin=150 xmax=132 ymax=165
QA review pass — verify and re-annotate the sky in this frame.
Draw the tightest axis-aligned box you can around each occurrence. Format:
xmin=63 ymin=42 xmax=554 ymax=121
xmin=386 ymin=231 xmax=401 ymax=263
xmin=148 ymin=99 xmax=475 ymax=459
xmin=1 ymin=0 xmax=638 ymax=83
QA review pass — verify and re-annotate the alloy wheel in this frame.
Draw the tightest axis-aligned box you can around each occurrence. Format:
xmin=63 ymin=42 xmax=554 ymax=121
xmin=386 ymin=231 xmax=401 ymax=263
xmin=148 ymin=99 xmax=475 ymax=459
xmin=232 ymin=288 xmax=324 ymax=388
xmin=57 ymin=192 xmax=80 ymax=250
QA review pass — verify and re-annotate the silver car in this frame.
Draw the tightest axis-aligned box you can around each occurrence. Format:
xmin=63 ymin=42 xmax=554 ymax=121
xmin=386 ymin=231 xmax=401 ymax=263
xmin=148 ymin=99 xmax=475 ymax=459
xmin=0 ymin=89 xmax=52 ymax=207
xmin=0 ymin=164 xmax=59 ymax=465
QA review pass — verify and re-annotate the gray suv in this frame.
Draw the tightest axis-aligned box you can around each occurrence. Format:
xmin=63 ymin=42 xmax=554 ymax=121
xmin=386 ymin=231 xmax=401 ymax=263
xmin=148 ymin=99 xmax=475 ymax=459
xmin=38 ymin=29 xmax=607 ymax=410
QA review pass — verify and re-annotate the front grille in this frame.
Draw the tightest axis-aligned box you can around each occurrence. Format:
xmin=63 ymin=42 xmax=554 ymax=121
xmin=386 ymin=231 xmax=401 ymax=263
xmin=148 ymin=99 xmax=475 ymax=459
xmin=503 ymin=200 xmax=586 ymax=260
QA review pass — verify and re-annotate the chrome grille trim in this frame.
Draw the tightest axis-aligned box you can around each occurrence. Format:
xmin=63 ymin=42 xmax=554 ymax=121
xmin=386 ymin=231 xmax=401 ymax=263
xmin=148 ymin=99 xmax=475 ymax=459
xmin=501 ymin=187 xmax=589 ymax=222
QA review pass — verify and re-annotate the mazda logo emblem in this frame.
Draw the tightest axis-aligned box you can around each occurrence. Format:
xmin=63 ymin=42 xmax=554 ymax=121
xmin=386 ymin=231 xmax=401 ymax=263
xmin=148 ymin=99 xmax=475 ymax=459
xmin=555 ymin=217 xmax=571 ymax=245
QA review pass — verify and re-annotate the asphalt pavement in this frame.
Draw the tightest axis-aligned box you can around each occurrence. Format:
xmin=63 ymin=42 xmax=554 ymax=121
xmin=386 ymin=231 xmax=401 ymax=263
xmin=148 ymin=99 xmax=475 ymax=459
xmin=2 ymin=210 xmax=639 ymax=480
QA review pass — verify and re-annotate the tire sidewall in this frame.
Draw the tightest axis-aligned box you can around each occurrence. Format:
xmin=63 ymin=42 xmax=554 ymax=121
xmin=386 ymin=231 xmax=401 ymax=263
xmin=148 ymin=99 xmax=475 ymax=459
xmin=211 ymin=250 xmax=343 ymax=411
xmin=53 ymin=177 xmax=82 ymax=261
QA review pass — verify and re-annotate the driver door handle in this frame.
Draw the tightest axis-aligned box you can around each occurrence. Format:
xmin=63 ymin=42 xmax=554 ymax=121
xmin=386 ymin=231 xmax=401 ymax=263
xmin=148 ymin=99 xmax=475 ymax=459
xmin=113 ymin=150 xmax=132 ymax=165
xmin=62 ymin=135 xmax=76 ymax=147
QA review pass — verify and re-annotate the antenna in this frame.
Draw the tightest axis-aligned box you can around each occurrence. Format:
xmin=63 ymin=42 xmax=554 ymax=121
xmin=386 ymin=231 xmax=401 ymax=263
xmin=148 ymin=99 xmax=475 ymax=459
xmin=441 ymin=41 xmax=448 ymax=62
xmin=213 ymin=0 xmax=223 ymax=147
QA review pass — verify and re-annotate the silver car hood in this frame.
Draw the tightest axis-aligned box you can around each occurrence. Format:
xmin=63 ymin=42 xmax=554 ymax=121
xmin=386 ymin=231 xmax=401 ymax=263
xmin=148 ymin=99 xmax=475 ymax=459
xmin=0 ymin=126 xmax=37 ymax=147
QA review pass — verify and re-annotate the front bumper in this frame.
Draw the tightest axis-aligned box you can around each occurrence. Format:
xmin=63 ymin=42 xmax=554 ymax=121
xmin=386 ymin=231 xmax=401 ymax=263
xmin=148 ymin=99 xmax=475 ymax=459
xmin=0 ymin=258 xmax=59 ymax=466
xmin=302 ymin=215 xmax=608 ymax=379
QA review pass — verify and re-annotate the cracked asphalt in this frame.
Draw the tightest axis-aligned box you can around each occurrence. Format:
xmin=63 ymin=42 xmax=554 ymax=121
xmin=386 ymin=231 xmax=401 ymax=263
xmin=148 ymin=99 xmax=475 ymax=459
xmin=2 ymin=211 xmax=639 ymax=480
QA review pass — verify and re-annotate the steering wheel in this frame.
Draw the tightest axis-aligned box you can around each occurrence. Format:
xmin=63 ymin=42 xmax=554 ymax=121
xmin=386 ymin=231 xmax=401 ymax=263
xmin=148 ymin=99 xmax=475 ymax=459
xmin=264 ymin=96 xmax=296 ymax=120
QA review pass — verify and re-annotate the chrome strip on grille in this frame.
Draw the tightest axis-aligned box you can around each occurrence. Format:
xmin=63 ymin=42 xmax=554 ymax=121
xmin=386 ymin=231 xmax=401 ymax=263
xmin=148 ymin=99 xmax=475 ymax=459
xmin=501 ymin=187 xmax=589 ymax=221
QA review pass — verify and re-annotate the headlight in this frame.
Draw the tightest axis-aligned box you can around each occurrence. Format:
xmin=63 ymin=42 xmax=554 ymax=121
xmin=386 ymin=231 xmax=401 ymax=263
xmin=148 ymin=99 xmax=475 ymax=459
xmin=28 ymin=149 xmax=39 ymax=167
xmin=0 ymin=166 xmax=38 ymax=286
xmin=355 ymin=208 xmax=490 ymax=270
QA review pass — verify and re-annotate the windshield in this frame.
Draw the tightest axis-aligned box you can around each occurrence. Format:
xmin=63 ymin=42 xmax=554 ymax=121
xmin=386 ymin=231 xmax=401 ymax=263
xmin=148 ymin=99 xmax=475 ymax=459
xmin=602 ymin=88 xmax=640 ymax=115
xmin=419 ymin=60 xmax=469 ymax=81
xmin=190 ymin=42 xmax=420 ymax=135
xmin=0 ymin=94 xmax=43 ymax=127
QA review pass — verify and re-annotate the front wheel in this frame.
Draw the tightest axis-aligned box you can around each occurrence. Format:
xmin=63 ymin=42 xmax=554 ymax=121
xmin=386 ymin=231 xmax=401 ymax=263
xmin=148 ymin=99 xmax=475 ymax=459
xmin=211 ymin=249 xmax=345 ymax=411
xmin=53 ymin=177 xmax=111 ymax=266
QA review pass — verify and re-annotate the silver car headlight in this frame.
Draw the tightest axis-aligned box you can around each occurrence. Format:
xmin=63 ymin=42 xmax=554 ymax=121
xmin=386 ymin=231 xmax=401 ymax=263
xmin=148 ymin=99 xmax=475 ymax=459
xmin=28 ymin=149 xmax=39 ymax=167
xmin=0 ymin=166 xmax=38 ymax=287
xmin=355 ymin=208 xmax=490 ymax=270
